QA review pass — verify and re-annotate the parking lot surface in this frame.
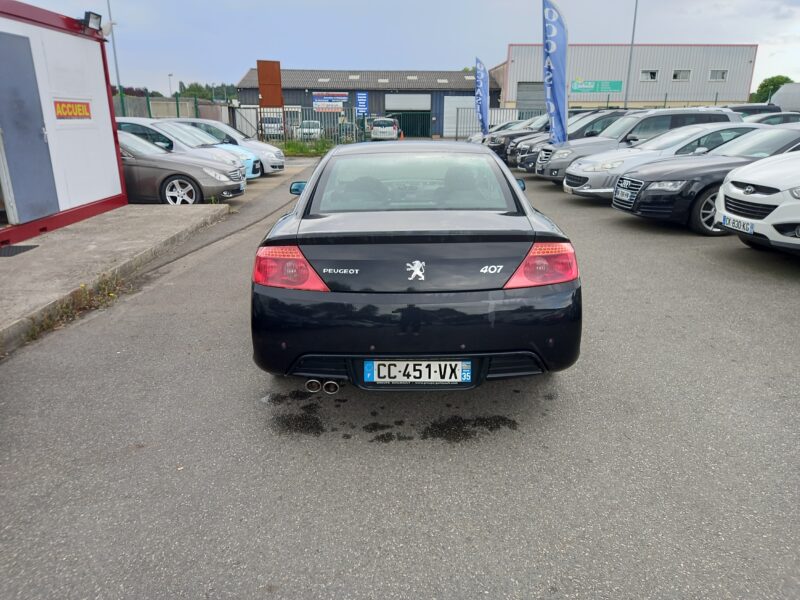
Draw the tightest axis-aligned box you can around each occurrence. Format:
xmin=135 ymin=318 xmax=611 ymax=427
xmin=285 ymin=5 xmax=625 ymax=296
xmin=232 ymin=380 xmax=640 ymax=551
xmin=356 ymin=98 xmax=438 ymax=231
xmin=1 ymin=175 xmax=798 ymax=598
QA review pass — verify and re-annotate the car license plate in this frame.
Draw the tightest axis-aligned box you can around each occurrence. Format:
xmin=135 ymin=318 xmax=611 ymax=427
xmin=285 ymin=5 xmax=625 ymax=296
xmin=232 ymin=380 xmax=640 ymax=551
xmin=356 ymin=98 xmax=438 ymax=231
xmin=239 ymin=182 xmax=246 ymax=191
xmin=364 ymin=360 xmax=472 ymax=384
xmin=615 ymin=188 xmax=632 ymax=201
xmin=564 ymin=184 xmax=573 ymax=194
xmin=536 ymin=165 xmax=544 ymax=175
xmin=722 ymin=214 xmax=754 ymax=234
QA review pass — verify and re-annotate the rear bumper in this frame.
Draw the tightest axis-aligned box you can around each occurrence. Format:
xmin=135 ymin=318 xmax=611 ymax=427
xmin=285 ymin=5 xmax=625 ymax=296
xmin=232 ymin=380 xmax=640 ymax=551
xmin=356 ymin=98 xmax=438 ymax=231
xmin=251 ymin=282 xmax=582 ymax=388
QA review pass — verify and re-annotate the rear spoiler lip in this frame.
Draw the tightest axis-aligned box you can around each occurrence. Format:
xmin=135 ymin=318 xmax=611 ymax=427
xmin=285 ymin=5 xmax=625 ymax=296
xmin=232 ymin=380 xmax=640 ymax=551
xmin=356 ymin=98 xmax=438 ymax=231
xmin=262 ymin=231 xmax=570 ymax=246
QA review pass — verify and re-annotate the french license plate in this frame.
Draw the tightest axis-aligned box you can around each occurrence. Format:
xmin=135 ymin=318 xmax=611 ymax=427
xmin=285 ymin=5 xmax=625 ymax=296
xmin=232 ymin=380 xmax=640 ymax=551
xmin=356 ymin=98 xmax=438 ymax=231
xmin=364 ymin=360 xmax=472 ymax=384
xmin=239 ymin=182 xmax=246 ymax=191
xmin=564 ymin=183 xmax=574 ymax=194
xmin=722 ymin=214 xmax=754 ymax=234
xmin=615 ymin=188 xmax=632 ymax=201
xmin=536 ymin=165 xmax=544 ymax=175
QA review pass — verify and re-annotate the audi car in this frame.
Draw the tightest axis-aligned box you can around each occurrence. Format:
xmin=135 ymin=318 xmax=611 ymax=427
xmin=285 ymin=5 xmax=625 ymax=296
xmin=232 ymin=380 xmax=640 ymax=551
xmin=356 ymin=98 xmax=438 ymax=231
xmin=611 ymin=125 xmax=800 ymax=235
xmin=251 ymin=142 xmax=581 ymax=391
xmin=715 ymin=152 xmax=800 ymax=254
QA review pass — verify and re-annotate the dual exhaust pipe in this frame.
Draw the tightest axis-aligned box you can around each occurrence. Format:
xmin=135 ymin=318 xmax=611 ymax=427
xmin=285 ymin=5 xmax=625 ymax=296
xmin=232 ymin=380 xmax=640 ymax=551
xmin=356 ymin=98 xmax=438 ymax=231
xmin=305 ymin=379 xmax=340 ymax=395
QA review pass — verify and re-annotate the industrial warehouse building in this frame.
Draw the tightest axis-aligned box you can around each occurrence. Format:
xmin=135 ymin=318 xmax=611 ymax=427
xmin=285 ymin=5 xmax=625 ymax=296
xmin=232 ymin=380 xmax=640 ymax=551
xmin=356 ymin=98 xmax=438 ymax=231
xmin=236 ymin=69 xmax=500 ymax=137
xmin=494 ymin=44 xmax=757 ymax=109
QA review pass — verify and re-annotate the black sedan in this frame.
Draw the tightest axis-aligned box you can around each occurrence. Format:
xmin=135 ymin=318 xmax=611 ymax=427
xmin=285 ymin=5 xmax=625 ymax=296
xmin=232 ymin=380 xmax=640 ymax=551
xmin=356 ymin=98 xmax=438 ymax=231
xmin=484 ymin=114 xmax=550 ymax=162
xmin=251 ymin=142 xmax=581 ymax=391
xmin=612 ymin=126 xmax=800 ymax=235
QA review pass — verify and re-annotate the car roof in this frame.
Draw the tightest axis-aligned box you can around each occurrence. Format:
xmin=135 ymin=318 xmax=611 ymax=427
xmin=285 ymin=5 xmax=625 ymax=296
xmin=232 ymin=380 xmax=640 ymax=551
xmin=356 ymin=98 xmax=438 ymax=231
xmin=331 ymin=141 xmax=491 ymax=156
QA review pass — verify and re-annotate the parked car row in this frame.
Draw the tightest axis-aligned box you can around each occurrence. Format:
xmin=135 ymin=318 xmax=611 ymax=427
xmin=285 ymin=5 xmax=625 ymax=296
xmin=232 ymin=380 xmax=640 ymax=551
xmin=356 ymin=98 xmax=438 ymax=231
xmin=493 ymin=105 xmax=800 ymax=255
xmin=114 ymin=117 xmax=285 ymax=204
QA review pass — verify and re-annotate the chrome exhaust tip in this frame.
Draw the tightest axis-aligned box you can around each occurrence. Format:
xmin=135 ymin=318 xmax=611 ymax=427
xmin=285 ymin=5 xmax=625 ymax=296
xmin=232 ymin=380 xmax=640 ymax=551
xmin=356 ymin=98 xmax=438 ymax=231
xmin=322 ymin=380 xmax=340 ymax=395
xmin=305 ymin=379 xmax=322 ymax=393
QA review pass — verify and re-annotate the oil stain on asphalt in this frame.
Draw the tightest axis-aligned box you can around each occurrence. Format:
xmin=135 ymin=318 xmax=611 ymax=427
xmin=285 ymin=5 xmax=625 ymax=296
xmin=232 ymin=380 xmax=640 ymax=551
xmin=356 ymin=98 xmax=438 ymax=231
xmin=264 ymin=388 xmax=520 ymax=443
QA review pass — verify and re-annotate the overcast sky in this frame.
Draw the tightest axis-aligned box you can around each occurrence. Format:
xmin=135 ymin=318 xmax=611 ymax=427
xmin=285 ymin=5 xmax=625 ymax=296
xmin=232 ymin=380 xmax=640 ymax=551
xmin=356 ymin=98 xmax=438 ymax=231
xmin=26 ymin=0 xmax=800 ymax=94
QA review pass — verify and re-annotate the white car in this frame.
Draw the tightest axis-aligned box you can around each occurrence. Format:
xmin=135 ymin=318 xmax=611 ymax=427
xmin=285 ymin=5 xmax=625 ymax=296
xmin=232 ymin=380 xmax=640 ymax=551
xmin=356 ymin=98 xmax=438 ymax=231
xmin=370 ymin=117 xmax=399 ymax=141
xmin=715 ymin=152 xmax=800 ymax=254
xmin=296 ymin=120 xmax=323 ymax=141
xmin=563 ymin=122 xmax=767 ymax=198
xmin=168 ymin=118 xmax=285 ymax=174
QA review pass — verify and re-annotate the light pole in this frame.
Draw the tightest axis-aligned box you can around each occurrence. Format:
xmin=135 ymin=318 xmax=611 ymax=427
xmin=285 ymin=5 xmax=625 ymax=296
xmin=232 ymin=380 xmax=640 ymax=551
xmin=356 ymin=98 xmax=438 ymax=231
xmin=105 ymin=0 xmax=125 ymax=115
xmin=168 ymin=73 xmax=174 ymax=97
xmin=622 ymin=0 xmax=639 ymax=109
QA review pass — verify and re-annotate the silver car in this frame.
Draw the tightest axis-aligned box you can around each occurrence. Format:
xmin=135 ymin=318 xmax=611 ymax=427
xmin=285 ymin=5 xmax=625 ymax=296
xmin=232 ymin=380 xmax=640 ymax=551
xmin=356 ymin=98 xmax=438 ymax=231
xmin=168 ymin=117 xmax=285 ymax=174
xmin=118 ymin=131 xmax=246 ymax=204
xmin=534 ymin=108 xmax=743 ymax=183
xmin=563 ymin=122 xmax=768 ymax=199
xmin=116 ymin=117 xmax=244 ymax=171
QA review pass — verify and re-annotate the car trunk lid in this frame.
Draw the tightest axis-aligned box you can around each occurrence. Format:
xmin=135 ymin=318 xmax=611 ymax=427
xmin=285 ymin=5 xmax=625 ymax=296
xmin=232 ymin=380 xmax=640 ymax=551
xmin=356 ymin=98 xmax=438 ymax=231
xmin=295 ymin=211 xmax=535 ymax=292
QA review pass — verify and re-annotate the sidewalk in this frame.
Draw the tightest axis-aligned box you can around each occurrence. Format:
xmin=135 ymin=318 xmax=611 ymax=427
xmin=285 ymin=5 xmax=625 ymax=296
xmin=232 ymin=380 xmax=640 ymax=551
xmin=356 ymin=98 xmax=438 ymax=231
xmin=0 ymin=203 xmax=229 ymax=355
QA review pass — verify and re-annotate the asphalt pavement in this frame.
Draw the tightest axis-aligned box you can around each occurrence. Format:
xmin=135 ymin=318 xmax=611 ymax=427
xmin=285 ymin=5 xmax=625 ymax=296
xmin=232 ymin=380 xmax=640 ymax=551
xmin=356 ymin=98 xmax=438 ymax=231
xmin=1 ymin=168 xmax=798 ymax=599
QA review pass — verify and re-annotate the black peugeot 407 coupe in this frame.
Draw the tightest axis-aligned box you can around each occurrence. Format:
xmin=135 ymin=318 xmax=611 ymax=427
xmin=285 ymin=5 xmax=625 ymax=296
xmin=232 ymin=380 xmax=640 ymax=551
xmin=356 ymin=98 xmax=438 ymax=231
xmin=251 ymin=142 xmax=581 ymax=391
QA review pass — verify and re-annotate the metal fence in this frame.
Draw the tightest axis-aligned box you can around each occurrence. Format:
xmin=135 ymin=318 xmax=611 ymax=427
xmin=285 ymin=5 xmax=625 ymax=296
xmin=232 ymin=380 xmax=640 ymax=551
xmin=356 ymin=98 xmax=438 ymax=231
xmin=453 ymin=108 xmax=546 ymax=140
xmin=112 ymin=96 xmax=231 ymax=121
xmin=232 ymin=106 xmax=369 ymax=145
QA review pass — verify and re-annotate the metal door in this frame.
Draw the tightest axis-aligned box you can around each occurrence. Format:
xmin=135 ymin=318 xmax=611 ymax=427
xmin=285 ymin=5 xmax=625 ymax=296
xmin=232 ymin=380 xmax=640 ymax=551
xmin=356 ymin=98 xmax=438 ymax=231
xmin=0 ymin=32 xmax=59 ymax=224
xmin=516 ymin=82 xmax=546 ymax=110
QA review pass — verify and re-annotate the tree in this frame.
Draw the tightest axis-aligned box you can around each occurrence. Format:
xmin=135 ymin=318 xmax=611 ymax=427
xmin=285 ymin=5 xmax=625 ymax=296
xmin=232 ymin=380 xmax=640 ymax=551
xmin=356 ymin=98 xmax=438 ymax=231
xmin=461 ymin=66 xmax=476 ymax=72
xmin=752 ymin=75 xmax=793 ymax=103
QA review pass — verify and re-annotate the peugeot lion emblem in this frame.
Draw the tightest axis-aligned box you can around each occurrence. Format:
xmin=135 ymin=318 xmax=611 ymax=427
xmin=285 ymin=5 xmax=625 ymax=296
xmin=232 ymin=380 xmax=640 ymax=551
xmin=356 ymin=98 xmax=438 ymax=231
xmin=406 ymin=260 xmax=425 ymax=281
xmin=744 ymin=185 xmax=755 ymax=195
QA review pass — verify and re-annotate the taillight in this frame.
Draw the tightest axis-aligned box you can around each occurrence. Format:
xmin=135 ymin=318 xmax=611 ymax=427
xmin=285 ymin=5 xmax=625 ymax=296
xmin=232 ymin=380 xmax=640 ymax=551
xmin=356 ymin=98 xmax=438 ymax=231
xmin=252 ymin=245 xmax=329 ymax=291
xmin=503 ymin=242 xmax=579 ymax=289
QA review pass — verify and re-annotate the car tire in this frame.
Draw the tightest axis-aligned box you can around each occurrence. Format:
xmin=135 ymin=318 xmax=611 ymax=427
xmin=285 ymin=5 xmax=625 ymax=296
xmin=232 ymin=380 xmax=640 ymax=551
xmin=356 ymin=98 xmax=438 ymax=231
xmin=738 ymin=235 xmax=771 ymax=251
xmin=689 ymin=187 xmax=726 ymax=236
xmin=160 ymin=175 xmax=203 ymax=205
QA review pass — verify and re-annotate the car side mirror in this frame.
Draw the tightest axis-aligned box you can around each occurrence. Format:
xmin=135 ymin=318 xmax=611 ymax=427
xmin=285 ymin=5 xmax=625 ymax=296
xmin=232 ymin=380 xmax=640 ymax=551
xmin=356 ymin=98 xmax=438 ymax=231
xmin=226 ymin=137 xmax=238 ymax=145
xmin=585 ymin=130 xmax=599 ymax=137
xmin=154 ymin=141 xmax=171 ymax=150
xmin=693 ymin=146 xmax=709 ymax=155
xmin=289 ymin=181 xmax=307 ymax=195
xmin=516 ymin=178 xmax=526 ymax=191
xmin=625 ymin=134 xmax=639 ymax=143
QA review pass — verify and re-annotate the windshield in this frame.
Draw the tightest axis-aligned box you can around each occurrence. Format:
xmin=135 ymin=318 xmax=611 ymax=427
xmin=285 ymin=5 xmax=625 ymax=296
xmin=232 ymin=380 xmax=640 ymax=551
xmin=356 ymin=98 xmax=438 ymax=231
xmin=595 ymin=115 xmax=638 ymax=139
xmin=155 ymin=122 xmax=219 ymax=147
xmin=118 ymin=131 xmax=167 ymax=156
xmin=204 ymin=121 xmax=246 ymax=141
xmin=566 ymin=113 xmax=595 ymax=134
xmin=373 ymin=119 xmax=394 ymax=127
xmin=637 ymin=126 xmax=707 ymax=150
xmin=301 ymin=120 xmax=321 ymax=128
xmin=493 ymin=120 xmax=520 ymax=132
xmin=310 ymin=153 xmax=517 ymax=214
xmin=710 ymin=128 xmax=800 ymax=158
xmin=523 ymin=114 xmax=550 ymax=129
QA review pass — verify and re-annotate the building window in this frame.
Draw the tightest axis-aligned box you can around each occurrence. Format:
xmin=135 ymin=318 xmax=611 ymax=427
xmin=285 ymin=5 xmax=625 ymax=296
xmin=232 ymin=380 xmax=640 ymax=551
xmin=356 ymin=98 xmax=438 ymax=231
xmin=672 ymin=69 xmax=691 ymax=81
xmin=710 ymin=69 xmax=728 ymax=82
xmin=640 ymin=70 xmax=659 ymax=82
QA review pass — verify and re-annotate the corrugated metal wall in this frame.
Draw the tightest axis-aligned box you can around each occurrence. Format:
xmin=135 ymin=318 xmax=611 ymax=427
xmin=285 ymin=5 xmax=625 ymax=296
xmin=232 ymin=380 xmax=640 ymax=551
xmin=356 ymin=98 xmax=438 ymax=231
xmin=504 ymin=45 xmax=756 ymax=106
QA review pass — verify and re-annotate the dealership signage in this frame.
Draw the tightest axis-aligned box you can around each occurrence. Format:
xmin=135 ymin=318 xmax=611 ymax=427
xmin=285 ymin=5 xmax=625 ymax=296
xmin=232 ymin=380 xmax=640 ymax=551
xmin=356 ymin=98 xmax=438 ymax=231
xmin=53 ymin=100 xmax=92 ymax=119
xmin=312 ymin=91 xmax=348 ymax=112
xmin=355 ymin=91 xmax=369 ymax=116
xmin=570 ymin=80 xmax=623 ymax=93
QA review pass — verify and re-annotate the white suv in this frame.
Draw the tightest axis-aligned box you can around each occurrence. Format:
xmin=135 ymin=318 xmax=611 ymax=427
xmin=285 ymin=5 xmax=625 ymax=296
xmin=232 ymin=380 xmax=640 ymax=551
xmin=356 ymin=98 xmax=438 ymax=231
xmin=716 ymin=151 xmax=800 ymax=254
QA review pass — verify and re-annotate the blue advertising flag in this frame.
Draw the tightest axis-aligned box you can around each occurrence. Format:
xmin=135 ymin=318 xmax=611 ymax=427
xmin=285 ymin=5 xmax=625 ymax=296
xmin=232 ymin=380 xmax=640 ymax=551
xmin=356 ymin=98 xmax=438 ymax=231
xmin=542 ymin=0 xmax=568 ymax=144
xmin=475 ymin=57 xmax=489 ymax=136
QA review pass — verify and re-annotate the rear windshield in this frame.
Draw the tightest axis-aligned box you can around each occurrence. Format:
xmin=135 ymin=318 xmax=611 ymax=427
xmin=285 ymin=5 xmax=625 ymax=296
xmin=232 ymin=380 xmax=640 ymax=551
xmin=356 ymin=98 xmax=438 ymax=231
xmin=309 ymin=153 xmax=518 ymax=214
xmin=373 ymin=119 xmax=395 ymax=127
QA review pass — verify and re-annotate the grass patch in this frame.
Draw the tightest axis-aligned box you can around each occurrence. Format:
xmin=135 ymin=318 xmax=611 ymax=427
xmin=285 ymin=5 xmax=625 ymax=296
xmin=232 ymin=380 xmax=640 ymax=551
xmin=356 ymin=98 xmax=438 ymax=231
xmin=26 ymin=274 xmax=130 ymax=342
xmin=276 ymin=139 xmax=335 ymax=157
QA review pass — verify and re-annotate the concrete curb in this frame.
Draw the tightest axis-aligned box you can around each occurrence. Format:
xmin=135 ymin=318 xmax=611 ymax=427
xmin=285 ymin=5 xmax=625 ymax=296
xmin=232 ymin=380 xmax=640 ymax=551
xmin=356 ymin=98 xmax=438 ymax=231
xmin=0 ymin=204 xmax=229 ymax=357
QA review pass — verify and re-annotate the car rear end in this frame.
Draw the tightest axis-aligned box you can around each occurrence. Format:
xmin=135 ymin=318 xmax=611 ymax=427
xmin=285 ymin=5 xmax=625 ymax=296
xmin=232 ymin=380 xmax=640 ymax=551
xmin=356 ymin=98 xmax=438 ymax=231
xmin=251 ymin=145 xmax=581 ymax=390
xmin=371 ymin=118 xmax=398 ymax=141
